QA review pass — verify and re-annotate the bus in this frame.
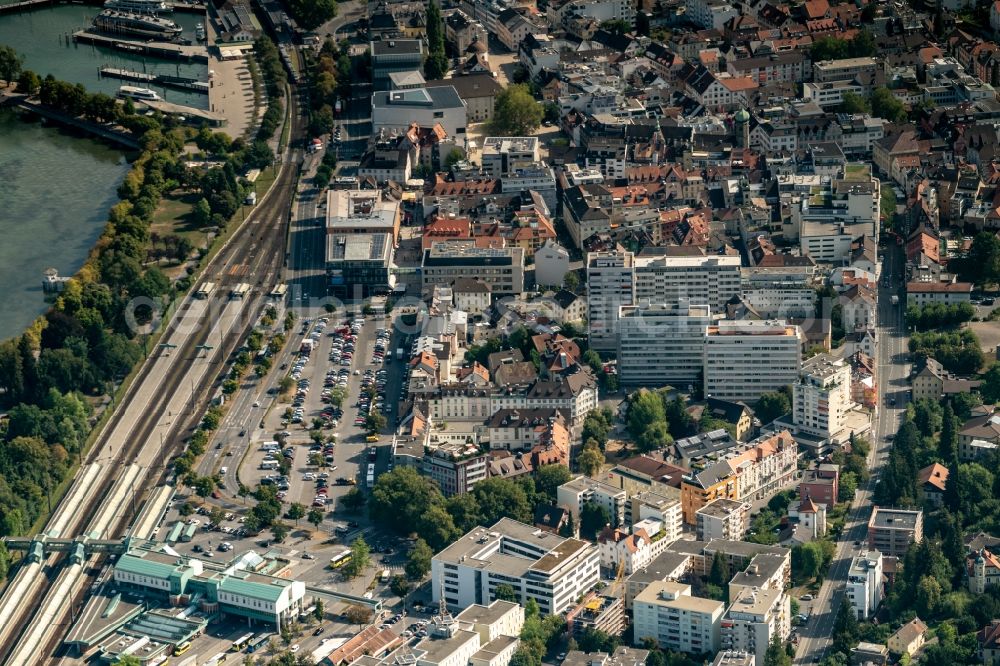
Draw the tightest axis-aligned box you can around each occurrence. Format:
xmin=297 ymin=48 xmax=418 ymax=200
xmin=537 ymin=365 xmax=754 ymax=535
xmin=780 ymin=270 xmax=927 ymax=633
xmin=269 ymin=284 xmax=288 ymax=299
xmin=230 ymin=282 xmax=251 ymax=299
xmin=380 ymin=569 xmax=391 ymax=583
xmin=196 ymin=281 xmax=215 ymax=299
xmin=247 ymin=633 xmax=270 ymax=653
xmin=204 ymin=652 xmax=227 ymax=666
xmin=329 ymin=550 xmax=352 ymax=569
xmin=366 ymin=464 xmax=375 ymax=488
xmin=173 ymin=640 xmax=192 ymax=656
xmin=231 ymin=633 xmax=254 ymax=651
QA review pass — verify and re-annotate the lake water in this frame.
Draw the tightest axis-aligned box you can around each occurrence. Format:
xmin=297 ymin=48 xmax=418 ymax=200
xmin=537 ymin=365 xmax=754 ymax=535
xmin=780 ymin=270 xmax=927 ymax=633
xmin=0 ymin=4 xmax=209 ymax=109
xmin=0 ymin=108 xmax=129 ymax=341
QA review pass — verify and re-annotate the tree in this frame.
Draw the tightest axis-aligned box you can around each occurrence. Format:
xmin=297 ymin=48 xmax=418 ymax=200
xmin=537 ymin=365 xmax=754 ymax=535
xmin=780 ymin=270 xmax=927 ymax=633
xmin=870 ymin=87 xmax=907 ymax=123
xmin=17 ymin=69 xmax=40 ymax=94
xmin=0 ymin=45 xmax=23 ymax=84
xmin=307 ymin=508 xmax=324 ymax=530
xmin=628 ymin=390 xmax=667 ymax=439
xmin=580 ymin=501 xmax=611 ymax=539
xmin=709 ymin=551 xmax=730 ymax=586
xmin=940 ymin=402 xmax=958 ymax=461
xmin=343 ymin=537 xmax=371 ymax=578
xmin=563 ymin=270 xmax=581 ymax=292
xmin=755 ymin=391 xmax=790 ymax=424
xmin=535 ymin=465 xmax=572 ymax=502
xmin=764 ymin=633 xmax=791 ymax=666
xmin=578 ymin=441 xmax=605 ymax=477
xmin=114 ymin=657 xmax=143 ymax=666
xmin=636 ymin=421 xmax=672 ymax=453
xmin=492 ymin=84 xmax=543 ymax=136
xmin=391 ymin=575 xmax=412 ymax=597
xmin=832 ymin=599 xmax=859 ymax=654
xmin=345 ymin=604 xmax=372 ymax=628
xmin=495 ymin=583 xmax=518 ymax=602
xmin=406 ymin=538 xmax=433 ymax=580
xmin=340 ymin=487 xmax=366 ymax=513
xmin=366 ymin=411 xmax=387 ymax=434
xmin=444 ymin=148 xmax=464 ymax=168
xmin=286 ymin=502 xmax=306 ymax=525
xmin=270 ymin=521 xmax=290 ymax=542
xmin=472 ymin=478 xmax=533 ymax=524
xmin=839 ymin=91 xmax=871 ymax=115
xmin=371 ymin=468 xmax=447 ymax=536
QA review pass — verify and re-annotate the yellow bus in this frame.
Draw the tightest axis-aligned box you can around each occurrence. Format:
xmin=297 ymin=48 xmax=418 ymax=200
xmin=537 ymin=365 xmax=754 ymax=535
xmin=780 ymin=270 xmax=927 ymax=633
xmin=330 ymin=550 xmax=352 ymax=569
xmin=231 ymin=632 xmax=254 ymax=651
xmin=173 ymin=641 xmax=191 ymax=656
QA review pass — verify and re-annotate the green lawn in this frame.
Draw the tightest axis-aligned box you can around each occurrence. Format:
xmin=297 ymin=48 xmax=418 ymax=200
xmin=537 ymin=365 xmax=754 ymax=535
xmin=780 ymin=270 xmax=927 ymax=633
xmin=151 ymin=191 xmax=207 ymax=248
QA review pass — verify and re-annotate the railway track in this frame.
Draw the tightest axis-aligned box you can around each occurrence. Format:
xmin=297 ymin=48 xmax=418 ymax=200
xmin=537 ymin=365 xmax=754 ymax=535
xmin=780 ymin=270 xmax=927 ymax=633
xmin=0 ymin=88 xmax=302 ymax=665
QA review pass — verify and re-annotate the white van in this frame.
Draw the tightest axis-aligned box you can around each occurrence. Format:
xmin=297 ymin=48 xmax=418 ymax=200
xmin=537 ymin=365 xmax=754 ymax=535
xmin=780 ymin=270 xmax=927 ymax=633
xmin=220 ymin=467 xmax=228 ymax=475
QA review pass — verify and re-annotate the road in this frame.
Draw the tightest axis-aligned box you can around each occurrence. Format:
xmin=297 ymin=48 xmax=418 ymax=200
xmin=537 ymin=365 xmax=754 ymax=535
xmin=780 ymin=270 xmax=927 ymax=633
xmin=794 ymin=244 xmax=910 ymax=664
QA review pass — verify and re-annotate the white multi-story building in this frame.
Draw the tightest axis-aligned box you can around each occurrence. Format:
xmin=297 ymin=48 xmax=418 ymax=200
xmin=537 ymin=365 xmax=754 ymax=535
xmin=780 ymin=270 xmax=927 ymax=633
xmin=558 ymin=476 xmax=628 ymax=528
xmin=630 ymin=492 xmax=683 ymax=538
xmin=481 ymin=137 xmax=540 ymax=175
xmin=633 ymin=581 xmax=725 ymax=655
xmin=684 ymin=0 xmax=737 ymax=29
xmin=696 ymin=498 xmax=751 ymax=541
xmin=598 ymin=520 xmax=666 ymax=575
xmin=432 ymin=518 xmax=600 ymax=616
xmin=721 ymin=583 xmax=790 ymax=665
xmin=372 ymin=86 xmax=468 ymax=138
xmin=703 ymin=321 xmax=803 ymax=403
xmin=634 ymin=252 xmax=742 ymax=312
xmin=587 ymin=251 xmax=636 ymax=351
xmin=617 ymin=301 xmax=712 ymax=389
xmin=793 ymin=354 xmax=856 ymax=441
xmin=846 ymin=550 xmax=883 ymax=620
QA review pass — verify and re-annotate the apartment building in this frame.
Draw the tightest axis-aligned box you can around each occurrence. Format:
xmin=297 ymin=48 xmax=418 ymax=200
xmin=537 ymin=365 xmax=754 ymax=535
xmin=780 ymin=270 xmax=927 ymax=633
xmin=481 ymin=137 xmax=540 ymax=176
xmin=558 ymin=476 xmax=628 ymax=527
xmin=703 ymin=321 xmax=803 ymax=403
xmin=633 ymin=581 xmax=725 ymax=655
xmin=607 ymin=456 xmax=687 ymax=502
xmin=685 ymin=0 xmax=737 ymax=28
xmin=846 ymin=550 xmax=884 ymax=620
xmin=867 ymin=507 xmax=923 ymax=558
xmin=798 ymin=464 xmax=839 ymax=509
xmin=598 ymin=522 xmax=663 ymax=575
xmin=711 ymin=653 xmax=755 ymax=666
xmin=813 ymin=57 xmax=881 ymax=84
xmin=617 ymin=301 xmax=712 ymax=388
xmin=568 ymin=595 xmax=626 ymax=639
xmin=721 ymin=583 xmax=790 ymax=665
xmin=432 ymin=518 xmax=600 ymax=616
xmin=680 ymin=431 xmax=798 ymax=524
xmin=587 ymin=251 xmax=636 ymax=351
xmin=629 ymin=492 xmax=683 ymax=537
xmin=905 ymin=281 xmax=974 ymax=306
xmin=793 ymin=354 xmax=856 ymax=441
xmin=422 ymin=242 xmax=525 ymax=296
xmin=634 ymin=250 xmax=743 ymax=312
xmin=696 ymin=498 xmax=751 ymax=541
xmin=422 ymin=443 xmax=489 ymax=496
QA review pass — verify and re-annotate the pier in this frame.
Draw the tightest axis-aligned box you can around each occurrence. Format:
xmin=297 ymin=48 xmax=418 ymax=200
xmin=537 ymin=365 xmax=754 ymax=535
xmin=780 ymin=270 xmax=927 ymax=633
xmin=141 ymin=98 xmax=225 ymax=126
xmin=0 ymin=0 xmax=205 ymax=14
xmin=99 ymin=66 xmax=209 ymax=93
xmin=73 ymin=30 xmax=209 ymax=62
xmin=0 ymin=92 xmax=141 ymax=149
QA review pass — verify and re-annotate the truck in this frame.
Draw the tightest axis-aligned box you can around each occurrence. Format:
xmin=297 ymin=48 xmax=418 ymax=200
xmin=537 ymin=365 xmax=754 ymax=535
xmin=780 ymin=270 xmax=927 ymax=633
xmin=300 ymin=339 xmax=316 ymax=355
xmin=396 ymin=348 xmax=404 ymax=361
xmin=891 ymin=295 xmax=899 ymax=306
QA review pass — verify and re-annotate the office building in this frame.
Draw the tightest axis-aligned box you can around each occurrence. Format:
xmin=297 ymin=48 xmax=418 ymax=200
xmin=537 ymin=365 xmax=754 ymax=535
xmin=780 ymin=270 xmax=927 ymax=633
xmin=587 ymin=251 xmax=636 ymax=351
xmin=633 ymin=251 xmax=742 ymax=311
xmin=422 ymin=442 xmax=489 ymax=496
xmin=633 ymin=581 xmax=725 ymax=655
xmin=813 ymin=57 xmax=881 ymax=84
xmin=793 ymin=354 xmax=856 ymax=441
xmin=326 ymin=189 xmax=401 ymax=243
xmin=846 ymin=550 xmax=883 ymax=620
xmin=481 ymin=137 xmax=540 ymax=176
xmin=327 ymin=233 xmax=393 ymax=297
xmin=696 ymin=498 xmax=751 ymax=541
xmin=867 ymin=507 xmax=923 ymax=557
xmin=617 ymin=301 xmax=712 ymax=388
xmin=372 ymin=86 xmax=468 ymax=138
xmin=703 ymin=321 xmax=803 ymax=403
xmin=557 ymin=476 xmax=628 ymax=528
xmin=432 ymin=518 xmax=600 ymax=615
xmin=423 ymin=242 xmax=525 ymax=296
xmin=371 ymin=39 xmax=425 ymax=90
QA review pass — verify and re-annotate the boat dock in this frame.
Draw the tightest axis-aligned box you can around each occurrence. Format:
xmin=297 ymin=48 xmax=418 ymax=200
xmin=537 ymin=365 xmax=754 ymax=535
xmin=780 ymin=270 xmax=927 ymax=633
xmin=99 ymin=67 xmax=209 ymax=93
xmin=0 ymin=91 xmax=141 ymax=149
xmin=140 ymin=98 xmax=225 ymax=126
xmin=73 ymin=30 xmax=209 ymax=62
xmin=0 ymin=0 xmax=205 ymax=14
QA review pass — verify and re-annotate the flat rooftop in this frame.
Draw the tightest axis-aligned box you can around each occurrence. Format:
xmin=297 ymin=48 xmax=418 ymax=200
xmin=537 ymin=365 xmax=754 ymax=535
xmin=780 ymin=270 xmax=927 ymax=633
xmin=697 ymin=498 xmax=747 ymax=518
xmin=482 ymin=136 xmax=539 ymax=154
xmin=634 ymin=580 xmax=724 ymax=614
xmin=727 ymin=581 xmax=782 ymax=616
xmin=870 ymin=507 xmax=921 ymax=529
xmin=327 ymin=233 xmax=392 ymax=263
xmin=326 ymin=190 xmax=398 ymax=232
